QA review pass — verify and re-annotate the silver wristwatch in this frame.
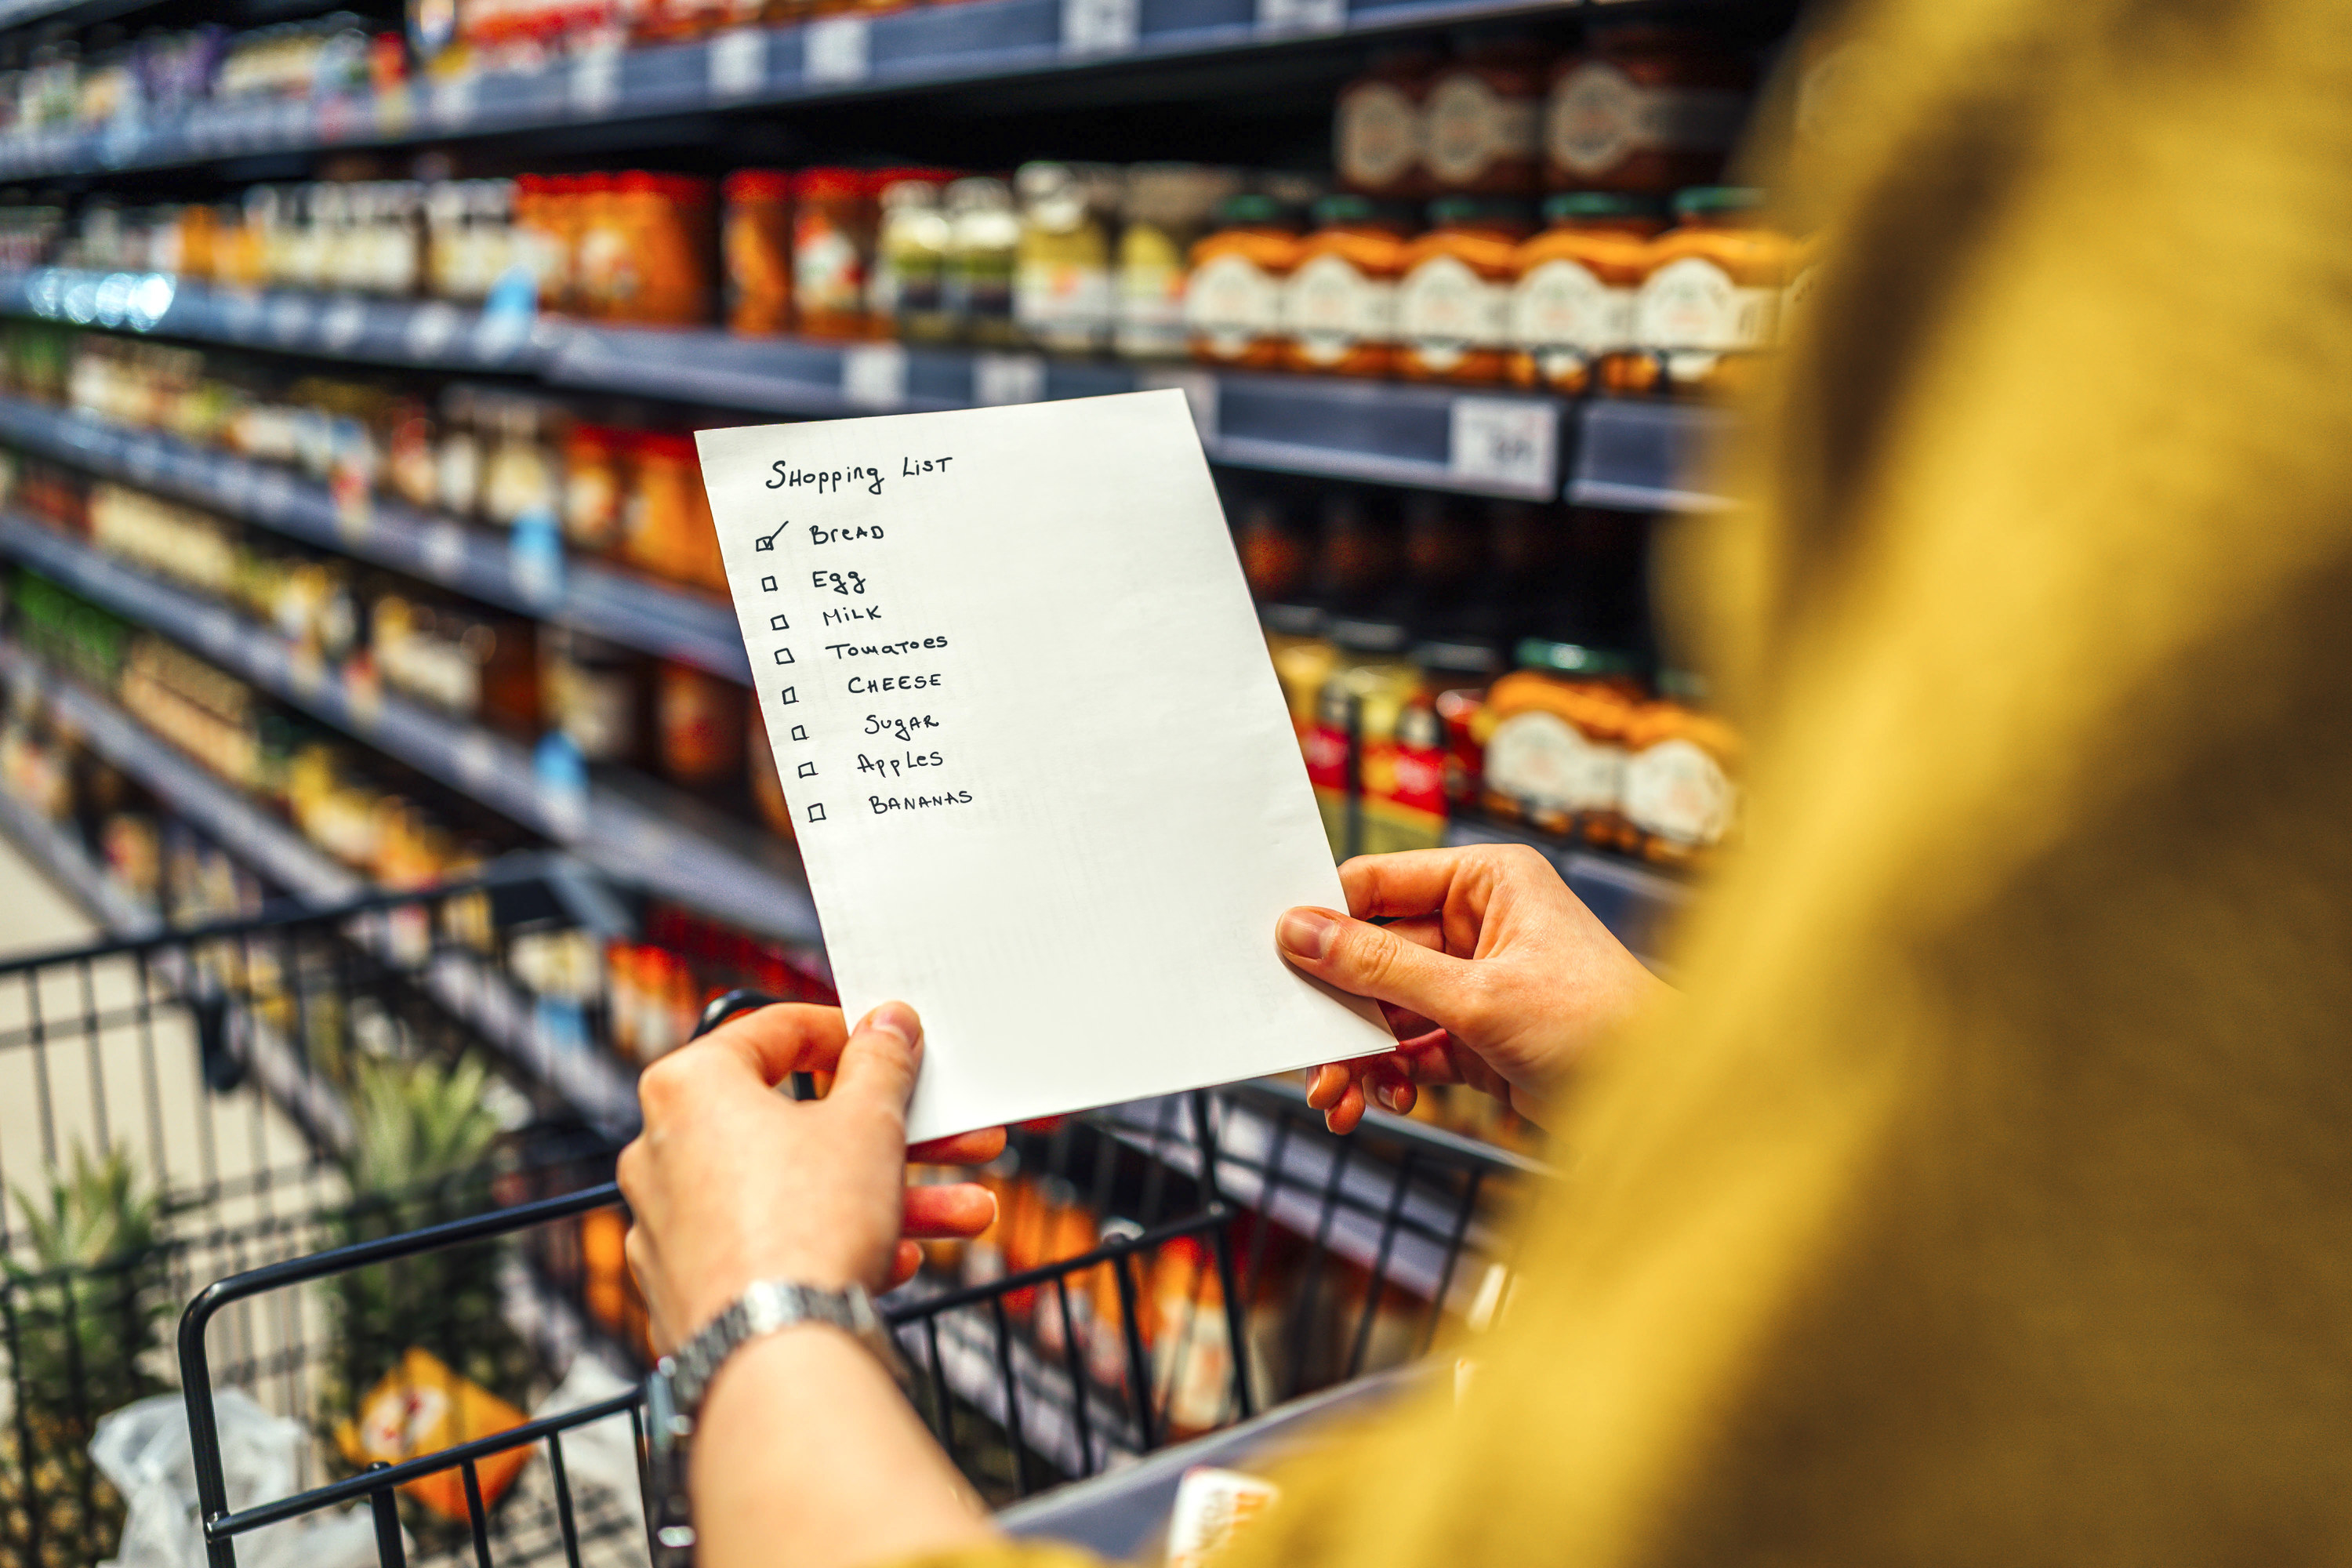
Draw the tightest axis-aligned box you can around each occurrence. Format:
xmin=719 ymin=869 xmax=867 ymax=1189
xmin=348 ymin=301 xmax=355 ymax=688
xmin=644 ymin=1279 xmax=911 ymax=1565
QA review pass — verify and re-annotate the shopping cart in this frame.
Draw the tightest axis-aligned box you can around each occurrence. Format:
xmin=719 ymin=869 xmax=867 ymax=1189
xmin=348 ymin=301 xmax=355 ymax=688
xmin=172 ymin=991 xmax=1541 ymax=1567
xmin=0 ymin=861 xmax=641 ymax=1568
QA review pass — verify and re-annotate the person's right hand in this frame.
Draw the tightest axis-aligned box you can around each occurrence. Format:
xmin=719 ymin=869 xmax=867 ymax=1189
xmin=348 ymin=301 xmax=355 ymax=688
xmin=1276 ymin=844 xmax=1675 ymax=1134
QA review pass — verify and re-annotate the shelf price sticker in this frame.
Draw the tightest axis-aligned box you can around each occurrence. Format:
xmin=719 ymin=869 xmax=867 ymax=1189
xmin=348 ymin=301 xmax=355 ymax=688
xmin=804 ymin=16 xmax=870 ymax=85
xmin=840 ymin=343 xmax=907 ymax=409
xmin=319 ymin=296 xmax=368 ymax=350
xmin=709 ymin=27 xmax=768 ymax=98
xmin=1256 ymin=0 xmax=1345 ymax=36
xmin=433 ymin=74 xmax=477 ymax=129
xmin=1448 ymin=396 xmax=1559 ymax=496
xmin=1062 ymin=0 xmax=1139 ymax=56
xmin=974 ymin=352 xmax=1047 ymax=407
xmin=268 ymin=294 xmax=314 ymax=345
xmin=572 ymin=44 xmax=624 ymax=117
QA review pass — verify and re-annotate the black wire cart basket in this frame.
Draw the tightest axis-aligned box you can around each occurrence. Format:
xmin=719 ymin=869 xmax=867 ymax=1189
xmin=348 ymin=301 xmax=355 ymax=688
xmin=0 ymin=861 xmax=644 ymax=1568
xmin=169 ymin=992 xmax=1543 ymax=1568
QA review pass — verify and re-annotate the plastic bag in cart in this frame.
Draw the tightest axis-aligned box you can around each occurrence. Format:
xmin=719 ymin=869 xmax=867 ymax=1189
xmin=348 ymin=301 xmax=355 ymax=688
xmin=89 ymin=1391 xmax=390 ymax=1568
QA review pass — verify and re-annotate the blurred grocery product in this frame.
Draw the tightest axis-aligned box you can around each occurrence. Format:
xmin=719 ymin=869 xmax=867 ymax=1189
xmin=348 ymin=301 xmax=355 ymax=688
xmin=1282 ymin=195 xmax=1411 ymax=378
xmin=792 ymin=167 xmax=879 ymax=341
xmin=1334 ymin=48 xmax=1436 ymax=198
xmin=1419 ymin=36 xmax=1548 ymax=195
xmin=1113 ymin=165 xmax=1234 ymax=359
xmin=942 ymin=175 xmax=1020 ymax=346
xmin=1543 ymin=25 xmax=1751 ymax=192
xmin=872 ymin=172 xmax=949 ymax=339
xmin=1395 ymin=196 xmax=1534 ymax=383
xmin=1507 ymin=191 xmax=1668 ymax=394
xmin=1186 ymin=194 xmax=1300 ymax=368
xmin=1014 ymin=162 xmax=1122 ymax=354
xmin=1624 ymin=185 xmax=1792 ymax=397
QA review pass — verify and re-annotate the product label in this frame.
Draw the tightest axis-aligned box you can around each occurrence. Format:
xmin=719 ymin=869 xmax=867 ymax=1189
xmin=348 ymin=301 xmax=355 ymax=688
xmin=1633 ymin=256 xmax=1776 ymax=350
xmin=1422 ymin=74 xmax=1539 ymax=187
xmin=1483 ymin=710 xmax=1622 ymax=815
xmin=1621 ymin=736 xmax=1733 ymax=847
xmin=1510 ymin=259 xmax=1633 ymax=353
xmin=1185 ymin=253 xmax=1283 ymax=359
xmin=1544 ymin=63 xmax=1748 ymax=177
xmin=1283 ymin=253 xmax=1396 ymax=365
xmin=1337 ymin=82 xmax=1420 ymax=191
xmin=1014 ymin=261 xmax=1114 ymax=337
xmin=1116 ymin=257 xmax=1188 ymax=354
xmin=1396 ymin=254 xmax=1509 ymax=372
xmin=795 ymin=222 xmax=866 ymax=314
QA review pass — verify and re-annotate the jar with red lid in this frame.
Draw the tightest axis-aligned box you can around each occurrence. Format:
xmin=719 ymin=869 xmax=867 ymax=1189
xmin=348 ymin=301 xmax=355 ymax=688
xmin=1544 ymin=24 xmax=1752 ymax=192
xmin=1185 ymin=193 xmax=1300 ymax=368
xmin=568 ymin=173 xmax=623 ymax=319
xmin=1625 ymin=185 xmax=1792 ymax=398
xmin=612 ymin=172 xmax=715 ymax=326
xmin=1333 ymin=47 xmax=1434 ymax=198
xmin=1281 ymin=194 xmax=1414 ymax=377
xmin=723 ymin=168 xmax=793 ymax=336
xmin=1394 ymin=196 xmax=1532 ymax=383
xmin=1508 ymin=191 xmax=1668 ymax=393
xmin=791 ymin=167 xmax=880 ymax=339
xmin=1420 ymin=36 xmax=1549 ymax=195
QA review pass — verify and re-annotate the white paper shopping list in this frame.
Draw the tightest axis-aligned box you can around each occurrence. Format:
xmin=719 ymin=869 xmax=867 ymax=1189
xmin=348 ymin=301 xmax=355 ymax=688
xmin=695 ymin=390 xmax=1391 ymax=1141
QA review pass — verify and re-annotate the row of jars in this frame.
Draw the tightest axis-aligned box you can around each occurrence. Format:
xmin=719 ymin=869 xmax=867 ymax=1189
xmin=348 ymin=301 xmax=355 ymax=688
xmin=1334 ymin=27 xmax=1751 ymax=198
xmin=1187 ymin=186 xmax=1798 ymax=397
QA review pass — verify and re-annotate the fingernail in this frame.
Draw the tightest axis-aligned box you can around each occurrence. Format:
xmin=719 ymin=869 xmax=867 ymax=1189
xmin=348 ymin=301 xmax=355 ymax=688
xmin=866 ymin=1001 xmax=921 ymax=1053
xmin=1277 ymin=909 xmax=1337 ymax=962
xmin=1375 ymin=1082 xmax=1401 ymax=1113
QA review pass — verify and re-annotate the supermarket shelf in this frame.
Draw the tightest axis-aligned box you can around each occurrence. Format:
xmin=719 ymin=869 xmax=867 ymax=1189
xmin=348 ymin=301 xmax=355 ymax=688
xmin=0 ymin=640 xmax=644 ymax=1131
xmin=0 ymin=514 xmax=823 ymax=949
xmin=1442 ymin=813 xmax=1689 ymax=963
xmin=1565 ymin=397 xmax=1734 ymax=513
xmin=0 ymin=391 xmax=750 ymax=681
xmin=0 ymin=0 xmax=1589 ymax=183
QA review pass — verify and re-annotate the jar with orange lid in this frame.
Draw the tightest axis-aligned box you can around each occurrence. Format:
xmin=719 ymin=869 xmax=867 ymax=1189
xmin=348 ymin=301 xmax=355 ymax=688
xmin=1185 ymin=194 xmax=1299 ymax=368
xmin=1621 ymin=670 xmax=1738 ymax=867
xmin=608 ymin=172 xmax=714 ymax=326
xmin=722 ymin=168 xmax=793 ymax=336
xmin=1508 ymin=191 xmax=1666 ymax=393
xmin=1394 ymin=197 xmax=1532 ymax=383
xmin=1543 ymin=24 xmax=1751 ymax=192
xmin=1626 ymin=185 xmax=1791 ymax=397
xmin=790 ymin=167 xmax=880 ymax=339
xmin=1420 ymin=36 xmax=1549 ymax=195
xmin=568 ymin=173 xmax=624 ymax=319
xmin=622 ymin=431 xmax=728 ymax=592
xmin=1281 ymin=194 xmax=1414 ymax=377
xmin=1333 ymin=47 xmax=1434 ymax=198
xmin=1479 ymin=638 xmax=1646 ymax=844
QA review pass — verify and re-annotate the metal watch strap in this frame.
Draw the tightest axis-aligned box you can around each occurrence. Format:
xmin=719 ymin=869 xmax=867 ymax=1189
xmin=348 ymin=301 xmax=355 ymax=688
xmin=644 ymin=1280 xmax=906 ymax=1566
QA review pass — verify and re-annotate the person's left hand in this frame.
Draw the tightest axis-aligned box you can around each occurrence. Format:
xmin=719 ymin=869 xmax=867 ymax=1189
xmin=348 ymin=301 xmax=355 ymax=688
xmin=616 ymin=1001 xmax=1003 ymax=1353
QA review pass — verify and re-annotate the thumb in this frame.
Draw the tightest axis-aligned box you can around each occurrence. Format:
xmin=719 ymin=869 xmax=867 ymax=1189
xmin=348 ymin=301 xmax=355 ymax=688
xmin=830 ymin=1000 xmax=923 ymax=1127
xmin=1277 ymin=907 xmax=1479 ymax=1035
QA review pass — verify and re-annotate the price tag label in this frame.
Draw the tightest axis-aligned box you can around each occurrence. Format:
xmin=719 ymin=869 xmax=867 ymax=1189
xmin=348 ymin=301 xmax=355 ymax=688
xmin=973 ymin=352 xmax=1047 ymax=407
xmin=433 ymin=73 xmax=477 ymax=128
xmin=840 ymin=343 xmax=907 ymax=409
xmin=804 ymin=16 xmax=869 ymax=85
xmin=1138 ymin=366 xmax=1221 ymax=439
xmin=708 ymin=27 xmax=768 ymax=98
xmin=571 ymin=45 xmax=622 ymax=116
xmin=422 ymin=521 xmax=467 ymax=581
xmin=405 ymin=299 xmax=461 ymax=360
xmin=320 ymin=296 xmax=367 ymax=350
xmin=1255 ymin=0 xmax=1344 ymax=34
xmin=267 ymin=294 xmax=313 ymax=344
xmin=1061 ymin=0 xmax=1138 ymax=56
xmin=1448 ymin=397 xmax=1558 ymax=496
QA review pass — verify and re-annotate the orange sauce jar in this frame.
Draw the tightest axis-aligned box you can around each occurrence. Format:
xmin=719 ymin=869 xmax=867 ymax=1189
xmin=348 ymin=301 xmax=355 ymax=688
xmin=1544 ymin=24 xmax=1751 ymax=193
xmin=1394 ymin=197 xmax=1532 ymax=383
xmin=608 ymin=172 xmax=715 ymax=327
xmin=1625 ymin=185 xmax=1792 ymax=397
xmin=1419 ymin=37 xmax=1548 ymax=195
xmin=1507 ymin=191 xmax=1666 ymax=394
xmin=1282 ymin=194 xmax=1414 ymax=377
xmin=1479 ymin=639 xmax=1646 ymax=844
xmin=791 ymin=167 xmax=880 ymax=340
xmin=1185 ymin=194 xmax=1300 ymax=368
xmin=1620 ymin=673 xmax=1740 ymax=867
xmin=569 ymin=173 xmax=624 ymax=320
xmin=722 ymin=168 xmax=794 ymax=336
xmin=622 ymin=431 xmax=728 ymax=592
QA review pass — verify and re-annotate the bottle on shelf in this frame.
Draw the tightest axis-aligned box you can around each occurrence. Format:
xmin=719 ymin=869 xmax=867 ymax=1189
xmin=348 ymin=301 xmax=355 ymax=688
xmin=1334 ymin=47 xmax=1437 ymax=200
xmin=1014 ymin=162 xmax=1123 ymax=355
xmin=942 ymin=176 xmax=1020 ymax=347
xmin=1419 ymin=34 xmax=1550 ymax=196
xmin=1543 ymin=24 xmax=1752 ymax=193
xmin=722 ymin=169 xmax=796 ymax=336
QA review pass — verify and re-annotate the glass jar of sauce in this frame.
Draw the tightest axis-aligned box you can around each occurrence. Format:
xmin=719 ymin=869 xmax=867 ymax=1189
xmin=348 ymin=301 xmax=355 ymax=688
xmin=791 ymin=167 xmax=879 ymax=340
xmin=1334 ymin=47 xmax=1433 ymax=198
xmin=1626 ymin=185 xmax=1792 ymax=397
xmin=1508 ymin=191 xmax=1667 ymax=393
xmin=942 ymin=176 xmax=1019 ymax=346
xmin=1185 ymin=193 xmax=1301 ymax=369
xmin=1420 ymin=36 xmax=1548 ymax=195
xmin=1282 ymin=194 xmax=1414 ymax=377
xmin=722 ymin=168 xmax=793 ymax=336
xmin=1621 ymin=670 xmax=1739 ymax=867
xmin=873 ymin=172 xmax=953 ymax=341
xmin=1544 ymin=24 xmax=1751 ymax=193
xmin=1395 ymin=196 xmax=1533 ymax=383
xmin=1479 ymin=639 xmax=1644 ymax=843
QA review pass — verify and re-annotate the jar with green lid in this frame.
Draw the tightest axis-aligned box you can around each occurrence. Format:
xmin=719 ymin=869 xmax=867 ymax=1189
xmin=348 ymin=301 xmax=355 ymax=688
xmin=1283 ymin=193 xmax=1416 ymax=377
xmin=1395 ymin=195 xmax=1534 ymax=383
xmin=943 ymin=176 xmax=1020 ymax=346
xmin=1479 ymin=637 xmax=1646 ymax=844
xmin=1508 ymin=191 xmax=1669 ymax=393
xmin=1185 ymin=193 xmax=1301 ymax=368
xmin=1621 ymin=666 xmax=1740 ymax=866
xmin=1626 ymin=185 xmax=1793 ymax=397
xmin=1015 ymin=162 xmax=1123 ymax=354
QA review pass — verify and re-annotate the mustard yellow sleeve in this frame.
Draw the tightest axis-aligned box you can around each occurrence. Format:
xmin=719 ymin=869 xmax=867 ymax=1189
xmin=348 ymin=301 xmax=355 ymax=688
xmin=898 ymin=0 xmax=2352 ymax=1563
